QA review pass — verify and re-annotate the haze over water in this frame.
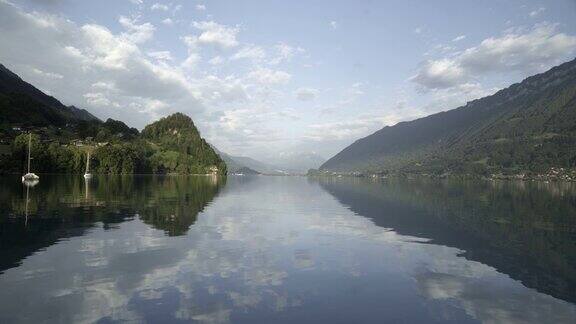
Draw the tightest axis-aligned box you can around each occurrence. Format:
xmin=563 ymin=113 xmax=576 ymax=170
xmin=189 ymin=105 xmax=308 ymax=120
xmin=0 ymin=175 xmax=575 ymax=323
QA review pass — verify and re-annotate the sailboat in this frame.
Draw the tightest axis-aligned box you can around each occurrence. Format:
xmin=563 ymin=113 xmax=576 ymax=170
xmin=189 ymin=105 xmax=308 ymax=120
xmin=21 ymin=133 xmax=39 ymax=183
xmin=84 ymin=150 xmax=93 ymax=179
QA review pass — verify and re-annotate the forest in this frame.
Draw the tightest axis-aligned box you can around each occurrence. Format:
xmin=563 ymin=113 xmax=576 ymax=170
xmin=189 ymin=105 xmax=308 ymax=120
xmin=0 ymin=113 xmax=227 ymax=175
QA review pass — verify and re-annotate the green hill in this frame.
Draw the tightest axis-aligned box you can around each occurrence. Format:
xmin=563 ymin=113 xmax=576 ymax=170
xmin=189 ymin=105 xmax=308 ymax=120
xmin=320 ymin=58 xmax=576 ymax=178
xmin=141 ymin=113 xmax=226 ymax=175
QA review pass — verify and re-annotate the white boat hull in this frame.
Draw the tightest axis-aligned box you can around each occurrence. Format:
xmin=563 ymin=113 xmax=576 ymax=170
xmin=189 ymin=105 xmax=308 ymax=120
xmin=22 ymin=173 xmax=39 ymax=182
xmin=22 ymin=179 xmax=39 ymax=187
xmin=84 ymin=173 xmax=93 ymax=179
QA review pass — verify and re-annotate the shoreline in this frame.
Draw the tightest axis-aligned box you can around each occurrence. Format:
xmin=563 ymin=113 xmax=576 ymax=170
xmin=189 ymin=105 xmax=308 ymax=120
xmin=306 ymin=169 xmax=576 ymax=183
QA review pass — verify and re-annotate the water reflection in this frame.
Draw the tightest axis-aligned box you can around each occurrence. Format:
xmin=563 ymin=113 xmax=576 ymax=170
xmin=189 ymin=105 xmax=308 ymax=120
xmin=316 ymin=177 xmax=576 ymax=304
xmin=0 ymin=176 xmax=574 ymax=323
xmin=0 ymin=175 xmax=225 ymax=274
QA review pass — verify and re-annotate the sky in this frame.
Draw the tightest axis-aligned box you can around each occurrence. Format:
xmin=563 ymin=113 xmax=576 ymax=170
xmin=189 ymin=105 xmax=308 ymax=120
xmin=0 ymin=0 xmax=575 ymax=162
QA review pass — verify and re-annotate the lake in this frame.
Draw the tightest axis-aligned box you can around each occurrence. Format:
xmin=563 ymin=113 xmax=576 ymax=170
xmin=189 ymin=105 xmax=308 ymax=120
xmin=0 ymin=175 xmax=575 ymax=323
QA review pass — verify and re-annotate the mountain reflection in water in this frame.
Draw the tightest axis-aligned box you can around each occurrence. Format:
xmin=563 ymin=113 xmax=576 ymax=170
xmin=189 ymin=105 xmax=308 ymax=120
xmin=0 ymin=175 xmax=574 ymax=324
xmin=317 ymin=177 xmax=576 ymax=304
xmin=0 ymin=175 xmax=225 ymax=274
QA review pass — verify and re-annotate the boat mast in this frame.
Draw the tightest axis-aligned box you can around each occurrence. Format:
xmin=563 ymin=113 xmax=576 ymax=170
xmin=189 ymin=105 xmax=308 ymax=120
xmin=85 ymin=151 xmax=90 ymax=174
xmin=27 ymin=133 xmax=31 ymax=174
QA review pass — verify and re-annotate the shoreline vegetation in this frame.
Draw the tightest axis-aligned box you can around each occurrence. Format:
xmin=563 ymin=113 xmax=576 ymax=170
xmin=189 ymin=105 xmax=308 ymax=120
xmin=307 ymin=167 xmax=576 ymax=182
xmin=0 ymin=113 xmax=227 ymax=176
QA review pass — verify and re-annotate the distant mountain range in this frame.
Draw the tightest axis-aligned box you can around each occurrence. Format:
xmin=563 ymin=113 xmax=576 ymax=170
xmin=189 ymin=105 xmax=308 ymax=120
xmin=214 ymin=149 xmax=284 ymax=175
xmin=232 ymin=166 xmax=261 ymax=175
xmin=320 ymin=58 xmax=576 ymax=177
xmin=216 ymin=148 xmax=326 ymax=175
xmin=268 ymin=152 xmax=326 ymax=174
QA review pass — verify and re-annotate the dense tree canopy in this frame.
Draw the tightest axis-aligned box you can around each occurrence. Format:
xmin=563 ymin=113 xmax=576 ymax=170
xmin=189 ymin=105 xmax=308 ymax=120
xmin=0 ymin=113 xmax=227 ymax=175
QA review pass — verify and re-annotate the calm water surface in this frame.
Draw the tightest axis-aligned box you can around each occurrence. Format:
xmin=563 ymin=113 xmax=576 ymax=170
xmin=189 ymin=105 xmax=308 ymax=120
xmin=0 ymin=175 xmax=575 ymax=323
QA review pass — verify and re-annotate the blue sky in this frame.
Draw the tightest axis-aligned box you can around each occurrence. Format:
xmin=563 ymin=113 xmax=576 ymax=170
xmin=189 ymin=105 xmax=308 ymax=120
xmin=1 ymin=0 xmax=575 ymax=162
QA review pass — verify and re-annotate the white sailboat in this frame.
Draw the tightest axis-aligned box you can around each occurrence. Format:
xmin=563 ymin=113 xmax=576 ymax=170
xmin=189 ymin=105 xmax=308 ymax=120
xmin=21 ymin=133 xmax=39 ymax=183
xmin=84 ymin=150 xmax=93 ymax=179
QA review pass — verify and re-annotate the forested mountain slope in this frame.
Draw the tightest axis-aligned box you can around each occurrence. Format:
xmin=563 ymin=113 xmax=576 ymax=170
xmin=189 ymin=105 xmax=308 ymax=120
xmin=321 ymin=58 xmax=576 ymax=176
xmin=0 ymin=63 xmax=99 ymax=125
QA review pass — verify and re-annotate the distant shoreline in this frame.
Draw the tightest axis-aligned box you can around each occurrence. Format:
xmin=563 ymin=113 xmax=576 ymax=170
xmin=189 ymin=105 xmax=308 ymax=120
xmin=307 ymin=170 xmax=576 ymax=182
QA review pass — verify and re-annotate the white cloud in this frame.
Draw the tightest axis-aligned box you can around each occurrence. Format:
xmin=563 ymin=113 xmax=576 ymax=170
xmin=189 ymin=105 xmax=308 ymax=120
xmin=128 ymin=0 xmax=142 ymax=4
xmin=91 ymin=81 xmax=115 ymax=91
xmin=84 ymin=92 xmax=117 ymax=107
xmin=231 ymin=45 xmax=266 ymax=61
xmin=0 ymin=1 xmax=205 ymax=126
xmin=416 ymin=271 xmax=576 ymax=324
xmin=147 ymin=51 xmax=173 ymax=61
xmin=295 ymin=88 xmax=319 ymax=101
xmin=529 ymin=7 xmax=545 ymax=17
xmin=349 ymin=82 xmax=364 ymax=96
xmin=196 ymin=4 xmax=206 ymax=11
xmin=181 ymin=36 xmax=201 ymax=69
xmin=247 ymin=68 xmax=291 ymax=85
xmin=452 ymin=35 xmax=466 ymax=42
xmin=208 ymin=56 xmax=224 ymax=65
xmin=197 ymin=75 xmax=248 ymax=104
xmin=150 ymin=3 xmax=169 ymax=11
xmin=192 ymin=21 xmax=239 ymax=49
xmin=182 ymin=53 xmax=201 ymax=70
xmin=412 ymin=59 xmax=467 ymax=90
xmin=304 ymin=102 xmax=430 ymax=145
xmin=269 ymin=42 xmax=304 ymax=65
xmin=82 ymin=23 xmax=141 ymax=70
xmin=182 ymin=35 xmax=198 ymax=48
xmin=412 ymin=23 xmax=576 ymax=89
xmin=119 ymin=16 xmax=155 ymax=44
xmin=161 ymin=18 xmax=173 ymax=26
xmin=330 ymin=21 xmax=338 ymax=30
xmin=32 ymin=67 xmax=63 ymax=79
xmin=305 ymin=118 xmax=382 ymax=141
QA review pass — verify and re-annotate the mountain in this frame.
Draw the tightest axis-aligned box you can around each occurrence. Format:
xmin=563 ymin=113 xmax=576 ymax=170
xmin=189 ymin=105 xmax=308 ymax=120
xmin=215 ymin=150 xmax=243 ymax=172
xmin=231 ymin=166 xmax=261 ymax=175
xmin=213 ymin=148 xmax=285 ymax=175
xmin=230 ymin=155 xmax=284 ymax=174
xmin=0 ymin=63 xmax=226 ymax=175
xmin=214 ymin=146 xmax=326 ymax=175
xmin=321 ymin=58 xmax=576 ymax=176
xmin=141 ymin=113 xmax=227 ymax=175
xmin=269 ymin=152 xmax=326 ymax=174
xmin=67 ymin=105 xmax=99 ymax=122
xmin=0 ymin=63 xmax=99 ymax=125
